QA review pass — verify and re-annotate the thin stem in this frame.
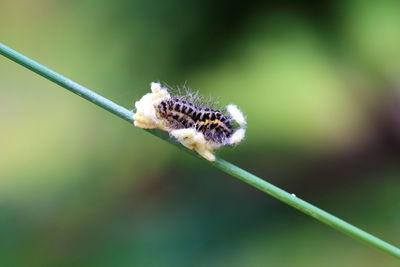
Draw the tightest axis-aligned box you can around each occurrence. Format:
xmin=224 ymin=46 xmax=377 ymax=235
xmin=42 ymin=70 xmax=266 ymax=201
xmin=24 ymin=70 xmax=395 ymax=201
xmin=1 ymin=42 xmax=399 ymax=259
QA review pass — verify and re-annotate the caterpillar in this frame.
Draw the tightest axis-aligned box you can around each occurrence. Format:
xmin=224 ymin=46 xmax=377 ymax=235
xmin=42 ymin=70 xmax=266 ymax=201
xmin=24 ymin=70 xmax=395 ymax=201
xmin=157 ymin=98 xmax=234 ymax=144
xmin=133 ymin=82 xmax=246 ymax=161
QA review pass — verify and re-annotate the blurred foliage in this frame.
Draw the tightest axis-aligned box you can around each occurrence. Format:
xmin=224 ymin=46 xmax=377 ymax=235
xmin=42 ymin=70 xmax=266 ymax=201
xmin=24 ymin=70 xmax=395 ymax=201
xmin=0 ymin=0 xmax=400 ymax=266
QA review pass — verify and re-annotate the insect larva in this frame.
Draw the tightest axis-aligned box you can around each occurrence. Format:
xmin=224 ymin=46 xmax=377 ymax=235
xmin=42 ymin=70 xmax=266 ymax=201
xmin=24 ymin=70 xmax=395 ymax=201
xmin=133 ymin=82 xmax=246 ymax=161
xmin=156 ymin=98 xmax=234 ymax=144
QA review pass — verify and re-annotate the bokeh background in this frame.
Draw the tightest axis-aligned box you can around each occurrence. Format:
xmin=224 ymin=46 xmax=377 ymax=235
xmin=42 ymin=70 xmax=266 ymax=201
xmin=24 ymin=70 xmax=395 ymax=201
xmin=1 ymin=0 xmax=400 ymax=266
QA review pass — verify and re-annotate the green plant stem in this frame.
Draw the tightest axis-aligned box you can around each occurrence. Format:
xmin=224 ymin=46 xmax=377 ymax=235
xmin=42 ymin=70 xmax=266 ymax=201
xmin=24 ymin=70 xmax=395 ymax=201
xmin=1 ymin=42 xmax=399 ymax=259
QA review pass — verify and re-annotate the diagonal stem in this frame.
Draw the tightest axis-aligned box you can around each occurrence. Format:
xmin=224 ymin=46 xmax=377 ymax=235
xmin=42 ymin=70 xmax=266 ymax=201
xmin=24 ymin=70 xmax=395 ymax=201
xmin=1 ymin=42 xmax=399 ymax=259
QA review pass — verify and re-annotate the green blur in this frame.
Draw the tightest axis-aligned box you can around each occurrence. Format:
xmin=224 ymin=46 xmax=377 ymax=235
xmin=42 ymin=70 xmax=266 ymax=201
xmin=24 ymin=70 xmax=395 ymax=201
xmin=0 ymin=0 xmax=399 ymax=266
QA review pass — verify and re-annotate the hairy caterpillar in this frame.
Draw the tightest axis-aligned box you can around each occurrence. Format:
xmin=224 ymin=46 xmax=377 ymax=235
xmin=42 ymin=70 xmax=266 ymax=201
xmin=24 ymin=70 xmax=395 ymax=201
xmin=157 ymin=98 xmax=234 ymax=144
xmin=133 ymin=82 xmax=246 ymax=161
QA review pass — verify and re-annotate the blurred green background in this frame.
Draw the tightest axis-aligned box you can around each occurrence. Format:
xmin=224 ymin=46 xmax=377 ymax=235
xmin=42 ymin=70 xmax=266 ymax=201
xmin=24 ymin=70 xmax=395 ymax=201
xmin=1 ymin=0 xmax=400 ymax=266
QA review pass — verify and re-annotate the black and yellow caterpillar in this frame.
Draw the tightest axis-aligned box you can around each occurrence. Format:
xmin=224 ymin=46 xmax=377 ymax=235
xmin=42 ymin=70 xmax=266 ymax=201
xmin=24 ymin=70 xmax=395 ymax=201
xmin=157 ymin=98 xmax=234 ymax=144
